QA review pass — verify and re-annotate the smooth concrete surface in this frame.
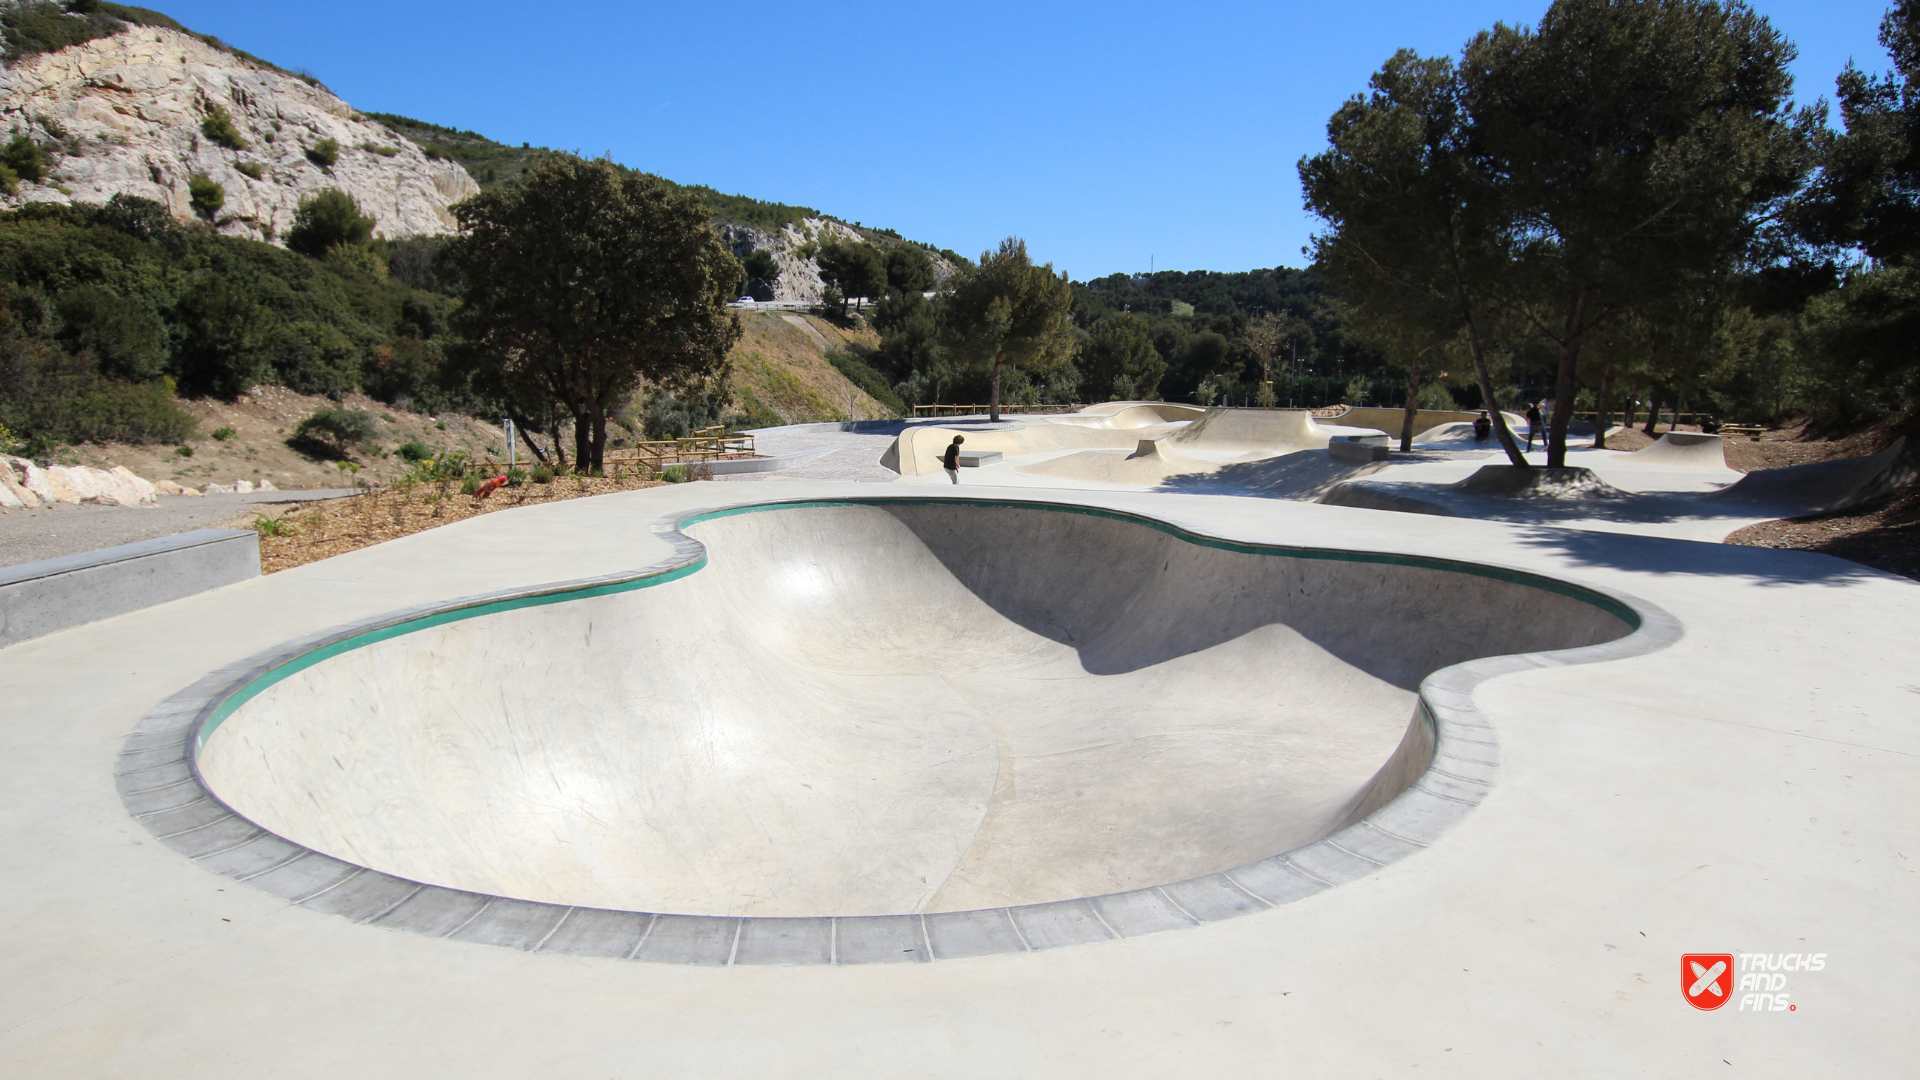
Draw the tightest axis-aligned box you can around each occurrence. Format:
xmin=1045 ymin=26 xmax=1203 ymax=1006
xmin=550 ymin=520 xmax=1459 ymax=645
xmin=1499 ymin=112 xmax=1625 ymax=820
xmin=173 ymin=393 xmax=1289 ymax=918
xmin=1634 ymin=431 xmax=1728 ymax=468
xmin=0 ymin=527 xmax=258 ymax=648
xmin=4 ymin=481 xmax=1917 ymax=1076
xmin=193 ymin=501 xmax=1627 ymax=919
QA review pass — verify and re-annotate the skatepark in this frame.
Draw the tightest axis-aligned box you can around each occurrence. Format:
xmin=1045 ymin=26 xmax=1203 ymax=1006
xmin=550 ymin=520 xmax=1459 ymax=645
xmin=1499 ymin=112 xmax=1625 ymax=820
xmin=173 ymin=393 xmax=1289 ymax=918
xmin=2 ymin=405 xmax=1916 ymax=1075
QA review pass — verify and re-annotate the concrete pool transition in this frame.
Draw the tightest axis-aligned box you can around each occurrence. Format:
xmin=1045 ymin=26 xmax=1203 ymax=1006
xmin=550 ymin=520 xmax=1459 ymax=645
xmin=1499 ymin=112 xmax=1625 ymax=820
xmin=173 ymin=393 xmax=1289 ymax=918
xmin=3 ymin=465 xmax=1917 ymax=1073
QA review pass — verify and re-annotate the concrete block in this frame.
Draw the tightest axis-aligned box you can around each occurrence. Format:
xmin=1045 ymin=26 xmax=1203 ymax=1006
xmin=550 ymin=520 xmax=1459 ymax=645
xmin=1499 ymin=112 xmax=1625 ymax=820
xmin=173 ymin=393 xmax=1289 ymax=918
xmin=0 ymin=529 xmax=259 ymax=649
xmin=1329 ymin=438 xmax=1391 ymax=463
xmin=957 ymin=451 xmax=1002 ymax=467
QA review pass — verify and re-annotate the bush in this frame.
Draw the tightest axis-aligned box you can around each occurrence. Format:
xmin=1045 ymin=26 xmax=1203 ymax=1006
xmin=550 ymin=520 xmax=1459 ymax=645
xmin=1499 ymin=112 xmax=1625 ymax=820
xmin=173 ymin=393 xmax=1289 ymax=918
xmin=395 ymin=439 xmax=432 ymax=463
xmin=250 ymin=513 xmax=294 ymax=537
xmin=287 ymin=188 xmax=375 ymax=257
xmin=266 ymin=320 xmax=360 ymax=397
xmin=97 ymin=193 xmax=173 ymax=240
xmin=212 ymin=426 xmax=236 ymax=440
xmin=531 ymin=466 xmax=553 ymax=483
xmin=1 ymin=133 xmax=46 ymax=184
xmin=55 ymin=285 xmax=167 ymax=382
xmin=293 ymin=406 xmax=378 ymax=455
xmin=187 ymin=174 xmax=224 ymax=220
xmin=505 ymin=466 xmax=527 ymax=484
xmin=61 ymin=379 xmax=198 ymax=444
xmin=174 ymin=444 xmax=192 ymax=457
xmin=660 ymin=464 xmax=690 ymax=483
xmin=458 ymin=473 xmax=482 ymax=495
xmin=200 ymin=106 xmax=246 ymax=150
xmin=235 ymin=161 xmax=263 ymax=181
xmin=642 ymin=391 xmax=724 ymax=439
xmin=305 ymin=137 xmax=338 ymax=168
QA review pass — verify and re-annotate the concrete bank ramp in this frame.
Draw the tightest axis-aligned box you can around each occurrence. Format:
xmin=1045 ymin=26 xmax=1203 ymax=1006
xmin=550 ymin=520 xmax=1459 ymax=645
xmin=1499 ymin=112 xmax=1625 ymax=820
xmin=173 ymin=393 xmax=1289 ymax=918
xmin=884 ymin=421 xmax=1152 ymax=475
xmin=1705 ymin=437 xmax=1916 ymax=516
xmin=1166 ymin=407 xmax=1385 ymax=454
xmin=1632 ymin=432 xmax=1727 ymax=468
xmin=1047 ymin=402 xmax=1207 ymax=428
xmin=195 ymin=501 xmax=1632 ymax=920
xmin=1451 ymin=466 xmax=1627 ymax=499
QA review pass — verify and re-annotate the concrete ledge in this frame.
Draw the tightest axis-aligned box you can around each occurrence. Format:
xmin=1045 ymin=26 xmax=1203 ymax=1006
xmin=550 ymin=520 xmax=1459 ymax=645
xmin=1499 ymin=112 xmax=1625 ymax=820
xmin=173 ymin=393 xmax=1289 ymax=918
xmin=674 ymin=448 xmax=837 ymax=476
xmin=2 ymin=529 xmax=259 ymax=649
xmin=1329 ymin=439 xmax=1391 ymax=463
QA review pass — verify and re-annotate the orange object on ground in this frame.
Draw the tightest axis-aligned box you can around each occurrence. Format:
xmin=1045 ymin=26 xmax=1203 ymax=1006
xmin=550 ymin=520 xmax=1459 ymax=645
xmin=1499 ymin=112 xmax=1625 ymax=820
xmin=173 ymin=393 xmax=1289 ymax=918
xmin=473 ymin=475 xmax=509 ymax=499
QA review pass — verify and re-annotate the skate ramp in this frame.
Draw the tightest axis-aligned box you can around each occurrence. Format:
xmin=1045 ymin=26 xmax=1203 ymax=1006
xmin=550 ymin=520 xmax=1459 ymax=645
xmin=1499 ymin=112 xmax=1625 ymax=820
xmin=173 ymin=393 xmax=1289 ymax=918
xmin=1452 ymin=466 xmax=1627 ymax=499
xmin=1051 ymin=402 xmax=1207 ymax=426
xmin=1322 ymin=407 xmax=1482 ymax=440
xmin=1705 ymin=437 xmax=1915 ymax=516
xmin=1166 ymin=408 xmax=1383 ymax=454
xmin=1632 ymin=432 xmax=1727 ymax=468
xmin=195 ymin=501 xmax=1632 ymax=920
xmin=886 ymin=422 xmax=1154 ymax=475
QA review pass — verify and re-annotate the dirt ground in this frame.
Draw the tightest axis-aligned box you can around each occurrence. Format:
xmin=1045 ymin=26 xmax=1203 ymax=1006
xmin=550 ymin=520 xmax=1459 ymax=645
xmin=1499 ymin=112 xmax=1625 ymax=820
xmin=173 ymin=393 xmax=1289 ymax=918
xmin=1714 ymin=415 xmax=1920 ymax=582
xmin=58 ymin=385 xmax=510 ymax=491
xmin=241 ymin=475 xmax=669 ymax=574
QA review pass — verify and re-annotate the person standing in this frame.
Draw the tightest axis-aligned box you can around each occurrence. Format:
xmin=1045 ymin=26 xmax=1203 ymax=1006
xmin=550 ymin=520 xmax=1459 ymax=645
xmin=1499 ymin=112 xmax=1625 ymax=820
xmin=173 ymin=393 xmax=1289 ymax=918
xmin=941 ymin=435 xmax=965 ymax=484
xmin=1525 ymin=402 xmax=1543 ymax=452
xmin=1473 ymin=410 xmax=1492 ymax=443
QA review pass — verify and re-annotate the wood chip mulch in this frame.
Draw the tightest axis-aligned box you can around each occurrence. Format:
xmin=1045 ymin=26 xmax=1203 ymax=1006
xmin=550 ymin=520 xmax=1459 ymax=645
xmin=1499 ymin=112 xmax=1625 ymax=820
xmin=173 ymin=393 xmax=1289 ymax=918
xmin=239 ymin=476 xmax=668 ymax=573
xmin=1724 ymin=489 xmax=1920 ymax=583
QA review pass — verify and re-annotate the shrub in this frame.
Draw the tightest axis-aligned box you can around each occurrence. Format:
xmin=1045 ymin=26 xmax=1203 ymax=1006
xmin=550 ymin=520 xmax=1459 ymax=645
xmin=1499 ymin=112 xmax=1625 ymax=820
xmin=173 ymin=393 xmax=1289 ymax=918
xmin=61 ymin=379 xmax=197 ymax=444
xmin=531 ymin=466 xmax=553 ymax=483
xmin=97 ymin=193 xmax=172 ymax=240
xmin=458 ymin=473 xmax=481 ymax=495
xmin=200 ymin=106 xmax=246 ymax=150
xmin=395 ymin=439 xmax=432 ymax=463
xmin=266 ymin=320 xmax=360 ymax=397
xmin=187 ymin=174 xmax=224 ymax=219
xmin=212 ymin=426 xmax=237 ymax=440
xmin=505 ymin=466 xmax=527 ymax=484
xmin=305 ymin=137 xmax=338 ymax=168
xmin=55 ymin=285 xmax=167 ymax=381
xmin=174 ymin=444 xmax=192 ymax=457
xmin=235 ymin=161 xmax=263 ymax=181
xmin=359 ymin=142 xmax=400 ymax=157
xmin=660 ymin=464 xmax=690 ymax=483
xmin=292 ymin=406 xmax=378 ymax=455
xmin=287 ymin=188 xmax=375 ymax=257
xmin=250 ymin=513 xmax=294 ymax=537
xmin=1 ymin=134 xmax=46 ymax=183
xmin=642 ymin=391 xmax=724 ymax=440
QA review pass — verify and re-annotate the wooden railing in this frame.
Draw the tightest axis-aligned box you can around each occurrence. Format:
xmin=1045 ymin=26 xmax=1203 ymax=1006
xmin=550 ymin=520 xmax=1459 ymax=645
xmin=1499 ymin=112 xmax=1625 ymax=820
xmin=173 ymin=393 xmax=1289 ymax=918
xmin=447 ymin=428 xmax=758 ymax=479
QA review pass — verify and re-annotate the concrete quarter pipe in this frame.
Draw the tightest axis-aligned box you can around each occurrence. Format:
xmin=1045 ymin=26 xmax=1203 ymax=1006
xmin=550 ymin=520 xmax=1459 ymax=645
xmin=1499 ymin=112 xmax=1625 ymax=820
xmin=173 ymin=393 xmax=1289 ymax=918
xmin=123 ymin=498 xmax=1669 ymax=964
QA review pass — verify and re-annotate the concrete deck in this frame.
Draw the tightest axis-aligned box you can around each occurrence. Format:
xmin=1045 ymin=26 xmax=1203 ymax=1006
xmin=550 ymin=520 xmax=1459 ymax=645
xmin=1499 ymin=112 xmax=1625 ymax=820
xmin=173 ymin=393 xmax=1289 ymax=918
xmin=3 ymin=479 xmax=1915 ymax=1076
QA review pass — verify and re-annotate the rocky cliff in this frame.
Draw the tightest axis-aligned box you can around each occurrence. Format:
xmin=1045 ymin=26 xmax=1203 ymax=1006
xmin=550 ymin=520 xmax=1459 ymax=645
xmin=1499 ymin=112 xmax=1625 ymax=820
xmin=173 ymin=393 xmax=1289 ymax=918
xmin=718 ymin=219 xmax=959 ymax=304
xmin=0 ymin=23 xmax=476 ymax=242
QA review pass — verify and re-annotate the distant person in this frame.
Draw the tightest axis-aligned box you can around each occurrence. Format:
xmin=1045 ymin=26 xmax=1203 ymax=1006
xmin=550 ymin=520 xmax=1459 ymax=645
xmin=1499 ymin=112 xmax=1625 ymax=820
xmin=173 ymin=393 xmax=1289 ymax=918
xmin=1701 ymin=417 xmax=1721 ymax=434
xmin=941 ymin=435 xmax=965 ymax=484
xmin=1525 ymin=402 xmax=1543 ymax=451
xmin=1473 ymin=411 xmax=1492 ymax=443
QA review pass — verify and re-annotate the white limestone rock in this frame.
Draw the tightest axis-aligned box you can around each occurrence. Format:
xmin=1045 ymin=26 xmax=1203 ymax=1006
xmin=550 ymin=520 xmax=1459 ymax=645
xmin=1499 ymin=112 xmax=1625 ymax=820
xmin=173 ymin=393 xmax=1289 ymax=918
xmin=0 ymin=26 xmax=479 ymax=244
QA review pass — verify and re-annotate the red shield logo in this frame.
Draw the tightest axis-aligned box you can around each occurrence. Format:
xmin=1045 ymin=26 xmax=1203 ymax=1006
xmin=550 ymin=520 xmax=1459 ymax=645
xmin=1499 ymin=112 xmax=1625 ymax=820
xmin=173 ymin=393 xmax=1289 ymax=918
xmin=1683 ymin=953 xmax=1734 ymax=1010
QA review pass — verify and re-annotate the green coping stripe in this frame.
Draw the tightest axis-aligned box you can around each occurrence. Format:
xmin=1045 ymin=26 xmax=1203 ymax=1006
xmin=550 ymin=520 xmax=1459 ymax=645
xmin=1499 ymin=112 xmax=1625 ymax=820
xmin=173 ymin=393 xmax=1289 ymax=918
xmin=682 ymin=498 xmax=1644 ymax=629
xmin=194 ymin=557 xmax=705 ymax=749
xmin=194 ymin=496 xmax=1638 ymax=750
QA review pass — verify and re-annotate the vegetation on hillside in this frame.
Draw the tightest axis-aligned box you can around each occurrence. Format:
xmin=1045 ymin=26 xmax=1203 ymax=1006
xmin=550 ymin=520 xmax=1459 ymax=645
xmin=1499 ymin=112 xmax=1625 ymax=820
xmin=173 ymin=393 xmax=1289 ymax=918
xmin=2 ymin=1 xmax=320 ymax=84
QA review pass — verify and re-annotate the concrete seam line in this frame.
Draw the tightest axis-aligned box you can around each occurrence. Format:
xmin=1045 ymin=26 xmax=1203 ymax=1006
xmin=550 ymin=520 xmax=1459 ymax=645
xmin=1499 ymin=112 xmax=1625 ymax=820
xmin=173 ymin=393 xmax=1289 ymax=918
xmin=116 ymin=492 xmax=1684 ymax=966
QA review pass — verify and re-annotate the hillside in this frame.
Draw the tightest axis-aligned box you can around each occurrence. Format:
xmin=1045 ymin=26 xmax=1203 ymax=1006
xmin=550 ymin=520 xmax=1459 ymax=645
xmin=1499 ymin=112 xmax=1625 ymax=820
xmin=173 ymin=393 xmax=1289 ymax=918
xmin=0 ymin=11 xmax=475 ymax=242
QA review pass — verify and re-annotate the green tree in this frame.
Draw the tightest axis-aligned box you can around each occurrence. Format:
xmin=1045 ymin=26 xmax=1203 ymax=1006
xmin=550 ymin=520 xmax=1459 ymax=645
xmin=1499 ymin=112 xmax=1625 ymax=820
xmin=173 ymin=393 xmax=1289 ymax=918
xmin=287 ymin=189 xmax=377 ymax=257
xmin=741 ymin=248 xmax=779 ymax=300
xmin=441 ymin=155 xmax=743 ymax=472
xmin=815 ymin=239 xmax=886 ymax=316
xmin=1460 ymin=0 xmax=1814 ymax=465
xmin=1080 ymin=313 xmax=1165 ymax=401
xmin=940 ymin=236 xmax=1075 ymax=421
xmin=1795 ymin=2 xmax=1920 ymax=261
xmin=1 ymin=133 xmax=46 ymax=190
xmin=1300 ymin=49 xmax=1531 ymax=464
xmin=885 ymin=245 xmax=935 ymax=296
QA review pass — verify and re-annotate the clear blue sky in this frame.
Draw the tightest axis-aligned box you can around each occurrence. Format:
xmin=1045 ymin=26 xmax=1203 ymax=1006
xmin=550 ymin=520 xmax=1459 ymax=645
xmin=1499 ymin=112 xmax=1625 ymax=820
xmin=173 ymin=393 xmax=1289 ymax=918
xmin=164 ymin=0 xmax=1895 ymax=279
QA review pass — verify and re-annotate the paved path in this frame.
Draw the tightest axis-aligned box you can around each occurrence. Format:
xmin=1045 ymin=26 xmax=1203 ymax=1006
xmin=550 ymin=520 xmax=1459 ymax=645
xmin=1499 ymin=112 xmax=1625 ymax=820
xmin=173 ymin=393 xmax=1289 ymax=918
xmin=0 ymin=490 xmax=357 ymax=567
xmin=2 ymin=480 xmax=1912 ymax=1076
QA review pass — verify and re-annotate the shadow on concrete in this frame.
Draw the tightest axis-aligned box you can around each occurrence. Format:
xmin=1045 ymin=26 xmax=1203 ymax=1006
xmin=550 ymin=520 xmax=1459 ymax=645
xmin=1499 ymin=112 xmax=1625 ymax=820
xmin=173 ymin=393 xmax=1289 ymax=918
xmin=1506 ymin=523 xmax=1884 ymax=586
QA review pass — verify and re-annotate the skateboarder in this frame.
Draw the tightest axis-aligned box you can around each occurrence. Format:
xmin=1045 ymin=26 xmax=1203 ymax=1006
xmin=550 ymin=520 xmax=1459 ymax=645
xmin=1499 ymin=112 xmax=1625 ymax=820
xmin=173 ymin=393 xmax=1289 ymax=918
xmin=942 ymin=435 xmax=964 ymax=484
